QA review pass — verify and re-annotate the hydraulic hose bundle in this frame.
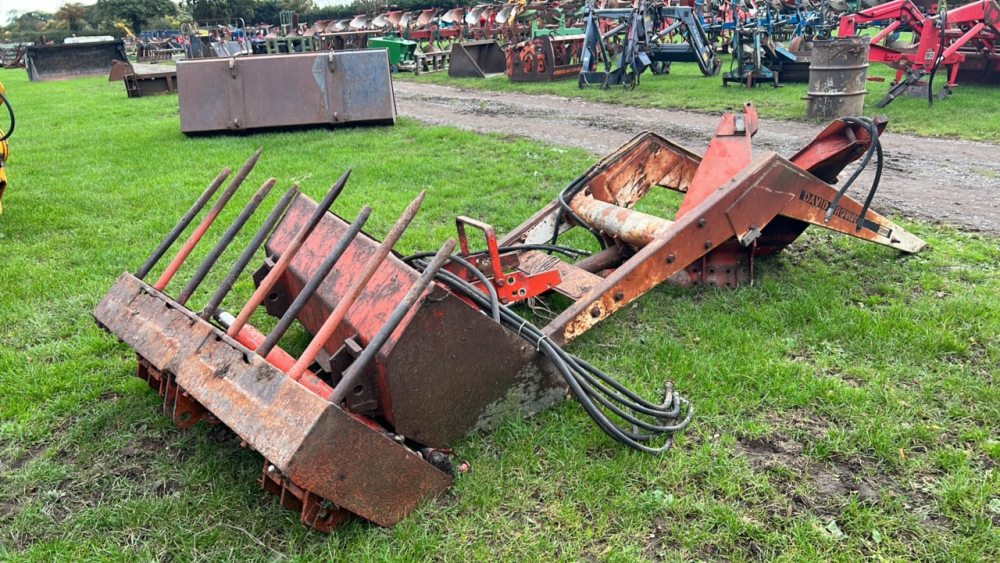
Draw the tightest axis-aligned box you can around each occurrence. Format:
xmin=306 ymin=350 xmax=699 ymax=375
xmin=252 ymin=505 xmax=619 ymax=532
xmin=403 ymin=250 xmax=694 ymax=454
xmin=824 ymin=116 xmax=884 ymax=233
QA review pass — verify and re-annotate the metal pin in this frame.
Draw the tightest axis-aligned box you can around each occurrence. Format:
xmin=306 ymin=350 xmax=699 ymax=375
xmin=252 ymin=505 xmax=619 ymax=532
xmin=200 ymin=184 xmax=300 ymax=320
xmin=227 ymin=168 xmax=353 ymax=338
xmin=287 ymin=190 xmax=426 ymax=381
xmin=153 ymin=148 xmax=263 ymax=291
xmin=177 ymin=178 xmax=276 ymax=306
xmin=328 ymin=237 xmax=456 ymax=404
xmin=135 ymin=166 xmax=231 ymax=280
xmin=256 ymin=206 xmax=373 ymax=358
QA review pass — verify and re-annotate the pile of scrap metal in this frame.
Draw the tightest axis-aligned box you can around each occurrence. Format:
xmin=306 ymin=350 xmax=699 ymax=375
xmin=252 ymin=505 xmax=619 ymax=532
xmin=0 ymin=81 xmax=12 ymax=214
xmin=177 ymin=50 xmax=396 ymax=134
xmin=24 ymin=40 xmax=128 ymax=82
xmin=94 ymin=103 xmax=925 ymax=532
xmin=839 ymin=0 xmax=1000 ymax=106
xmin=108 ymin=60 xmax=178 ymax=98
xmin=579 ymin=0 xmax=721 ymax=88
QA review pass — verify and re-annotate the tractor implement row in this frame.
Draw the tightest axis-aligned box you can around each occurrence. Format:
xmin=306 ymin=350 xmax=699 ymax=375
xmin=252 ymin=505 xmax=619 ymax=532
xmin=579 ymin=0 xmax=721 ymax=89
xmin=95 ymin=105 xmax=924 ymax=532
xmin=839 ymin=0 xmax=1000 ymax=106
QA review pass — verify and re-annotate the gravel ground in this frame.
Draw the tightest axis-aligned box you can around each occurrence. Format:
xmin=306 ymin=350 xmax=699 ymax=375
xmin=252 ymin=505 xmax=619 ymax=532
xmin=394 ymin=81 xmax=1000 ymax=233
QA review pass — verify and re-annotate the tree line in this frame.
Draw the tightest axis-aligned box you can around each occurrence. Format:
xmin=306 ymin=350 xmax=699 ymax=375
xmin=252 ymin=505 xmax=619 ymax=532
xmin=2 ymin=0 xmax=478 ymax=44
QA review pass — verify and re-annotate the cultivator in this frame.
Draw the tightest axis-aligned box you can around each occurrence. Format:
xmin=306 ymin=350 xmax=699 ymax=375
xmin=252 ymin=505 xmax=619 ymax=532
xmin=839 ymin=0 xmax=1000 ymax=106
xmin=95 ymin=105 xmax=924 ymax=533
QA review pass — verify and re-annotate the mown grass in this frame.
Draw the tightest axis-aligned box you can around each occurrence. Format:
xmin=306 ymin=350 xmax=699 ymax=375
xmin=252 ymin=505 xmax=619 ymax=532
xmin=0 ymin=70 xmax=998 ymax=562
xmin=401 ymin=59 xmax=1000 ymax=142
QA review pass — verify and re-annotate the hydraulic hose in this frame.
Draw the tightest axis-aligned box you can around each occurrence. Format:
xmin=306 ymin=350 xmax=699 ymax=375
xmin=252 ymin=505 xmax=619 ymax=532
xmin=0 ymin=90 xmax=14 ymax=143
xmin=402 ymin=253 xmax=694 ymax=454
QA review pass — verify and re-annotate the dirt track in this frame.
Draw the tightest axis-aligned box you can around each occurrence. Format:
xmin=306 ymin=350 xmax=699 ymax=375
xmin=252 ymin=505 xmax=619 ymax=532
xmin=394 ymin=81 xmax=1000 ymax=233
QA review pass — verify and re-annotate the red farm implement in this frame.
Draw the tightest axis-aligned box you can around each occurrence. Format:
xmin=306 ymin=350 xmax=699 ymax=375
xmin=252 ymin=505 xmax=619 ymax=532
xmin=94 ymin=105 xmax=924 ymax=533
xmin=506 ymin=34 xmax=585 ymax=82
xmin=839 ymin=0 xmax=1000 ymax=106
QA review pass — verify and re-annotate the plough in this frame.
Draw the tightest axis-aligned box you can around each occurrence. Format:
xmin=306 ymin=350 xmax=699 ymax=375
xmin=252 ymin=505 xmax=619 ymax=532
xmin=838 ymin=0 xmax=1000 ymax=106
xmin=94 ymin=105 xmax=925 ymax=532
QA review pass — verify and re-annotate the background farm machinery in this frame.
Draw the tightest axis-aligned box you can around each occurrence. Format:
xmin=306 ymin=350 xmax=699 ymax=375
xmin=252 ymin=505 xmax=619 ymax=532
xmin=95 ymin=105 xmax=925 ymax=533
xmin=579 ymin=0 xmax=721 ymax=88
xmin=838 ymin=0 xmax=1000 ymax=106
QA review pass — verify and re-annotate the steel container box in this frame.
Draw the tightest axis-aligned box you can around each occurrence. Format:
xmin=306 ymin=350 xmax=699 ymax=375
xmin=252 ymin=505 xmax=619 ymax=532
xmin=177 ymin=50 xmax=397 ymax=134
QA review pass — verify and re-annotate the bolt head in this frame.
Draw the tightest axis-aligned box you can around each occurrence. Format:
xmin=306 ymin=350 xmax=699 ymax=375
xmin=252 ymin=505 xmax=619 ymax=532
xmin=590 ymin=307 xmax=601 ymax=318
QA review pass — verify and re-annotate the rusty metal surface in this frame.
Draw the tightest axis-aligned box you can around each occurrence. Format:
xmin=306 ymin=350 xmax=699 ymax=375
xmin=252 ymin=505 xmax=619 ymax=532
xmin=25 ymin=41 xmax=128 ymax=82
xmin=675 ymin=103 xmax=759 ymax=219
xmin=93 ymin=272 xmax=453 ymax=527
xmin=507 ymin=35 xmax=584 ymax=82
xmin=498 ymin=132 xmax=702 ymax=248
xmin=542 ymin=153 xmax=811 ymax=344
xmin=540 ymin=147 xmax=924 ymax=345
xmin=484 ymin=106 xmax=926 ymax=347
xmin=806 ymin=37 xmax=870 ymax=119
xmin=126 ymin=69 xmax=178 ymax=98
xmin=569 ymin=197 xmax=674 ymax=247
xmin=263 ymin=195 xmax=567 ymax=447
xmin=178 ymin=51 xmax=396 ymax=134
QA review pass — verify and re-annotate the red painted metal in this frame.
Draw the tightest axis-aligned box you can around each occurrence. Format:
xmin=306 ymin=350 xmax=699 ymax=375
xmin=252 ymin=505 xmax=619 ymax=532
xmin=153 ymin=149 xmax=261 ymax=290
xmin=288 ymin=191 xmax=425 ymax=381
xmin=676 ymin=102 xmax=759 ymax=218
xmin=838 ymin=0 xmax=1000 ymax=93
xmin=454 ymin=216 xmax=562 ymax=305
xmin=228 ymin=320 xmax=334 ymax=399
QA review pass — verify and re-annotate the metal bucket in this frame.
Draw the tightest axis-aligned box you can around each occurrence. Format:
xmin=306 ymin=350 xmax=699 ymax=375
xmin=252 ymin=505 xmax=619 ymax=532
xmin=177 ymin=50 xmax=396 ymax=134
xmin=25 ymin=41 xmax=128 ymax=82
xmin=806 ymin=36 xmax=870 ymax=120
xmin=448 ymin=40 xmax=505 ymax=78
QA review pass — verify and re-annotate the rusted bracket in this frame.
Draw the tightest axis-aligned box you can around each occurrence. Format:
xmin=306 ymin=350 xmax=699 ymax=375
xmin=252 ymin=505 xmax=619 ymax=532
xmin=455 ymin=216 xmax=562 ymax=305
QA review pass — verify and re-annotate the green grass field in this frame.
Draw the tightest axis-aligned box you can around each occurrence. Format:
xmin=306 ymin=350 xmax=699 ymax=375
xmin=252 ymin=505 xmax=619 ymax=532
xmin=0 ymin=70 xmax=998 ymax=562
xmin=402 ymin=59 xmax=1000 ymax=142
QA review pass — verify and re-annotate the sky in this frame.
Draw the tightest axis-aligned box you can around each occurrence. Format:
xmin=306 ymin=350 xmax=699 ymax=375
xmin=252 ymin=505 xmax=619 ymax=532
xmin=1 ymin=0 xmax=354 ymax=24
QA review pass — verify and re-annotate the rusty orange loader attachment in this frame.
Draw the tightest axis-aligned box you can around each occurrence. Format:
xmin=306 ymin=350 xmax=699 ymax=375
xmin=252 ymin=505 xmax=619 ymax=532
xmin=94 ymin=104 xmax=924 ymax=533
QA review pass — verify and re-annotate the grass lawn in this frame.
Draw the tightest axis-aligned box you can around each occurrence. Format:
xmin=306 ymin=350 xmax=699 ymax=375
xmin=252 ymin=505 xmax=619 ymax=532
xmin=401 ymin=59 xmax=1000 ymax=143
xmin=1 ymin=69 xmax=999 ymax=562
